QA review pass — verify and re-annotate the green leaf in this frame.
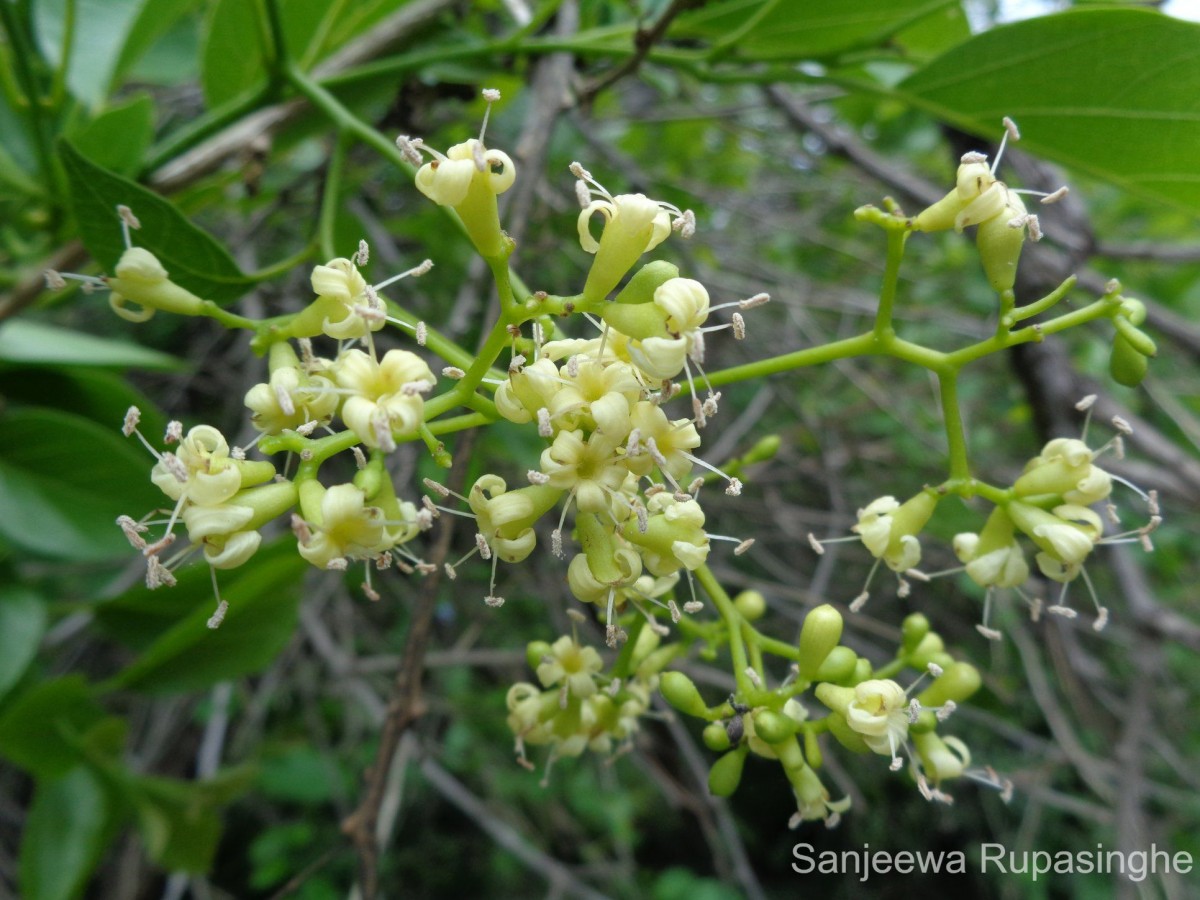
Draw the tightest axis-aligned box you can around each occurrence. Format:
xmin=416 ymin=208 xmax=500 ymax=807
xmin=57 ymin=139 xmax=253 ymax=302
xmin=115 ymin=0 xmax=204 ymax=86
xmin=0 ymin=587 xmax=47 ymax=700
xmin=103 ymin=545 xmax=308 ymax=693
xmin=33 ymin=0 xmax=147 ymax=109
xmin=200 ymin=0 xmax=267 ymax=109
xmin=0 ymin=676 xmax=106 ymax=778
xmin=899 ymin=9 xmax=1200 ymax=211
xmin=0 ymin=407 xmax=164 ymax=561
xmin=0 ymin=319 xmax=183 ymax=370
xmin=674 ymin=0 xmax=957 ymax=61
xmin=0 ymin=368 xmax=168 ymax=444
xmin=67 ymin=94 xmax=156 ymax=177
xmin=95 ymin=537 xmax=299 ymax=651
xmin=124 ymin=766 xmax=257 ymax=872
xmin=19 ymin=767 xmax=114 ymax=900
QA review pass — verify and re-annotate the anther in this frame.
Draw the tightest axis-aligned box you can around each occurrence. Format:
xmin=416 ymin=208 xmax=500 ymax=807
xmin=484 ymin=595 xmax=505 ymax=608
xmin=1040 ymin=186 xmax=1069 ymax=204
xmin=123 ymin=406 xmax=142 ymax=437
xmin=442 ymin=366 xmax=465 ymax=379
xmin=44 ymin=270 xmax=67 ymax=290
xmin=1111 ymin=415 xmax=1133 ymax=435
xmin=527 ymin=469 xmax=550 ymax=485
xmin=476 ymin=533 xmax=492 ymax=560
xmin=808 ymin=533 xmax=825 ymax=555
xmin=731 ymin=313 xmax=746 ymax=340
xmin=849 ymin=591 xmax=869 ymax=613
xmin=1075 ymin=394 xmax=1097 ymax=411
xmin=682 ymin=600 xmax=704 ymax=614
xmin=537 ymin=408 xmax=553 ymax=437
xmin=207 ymin=599 xmax=229 ymax=629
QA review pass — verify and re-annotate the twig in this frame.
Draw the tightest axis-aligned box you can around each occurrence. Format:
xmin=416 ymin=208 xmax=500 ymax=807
xmin=578 ymin=0 xmax=704 ymax=105
xmin=341 ymin=433 xmax=476 ymax=899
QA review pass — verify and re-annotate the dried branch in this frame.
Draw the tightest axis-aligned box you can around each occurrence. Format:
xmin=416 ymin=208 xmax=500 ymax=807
xmin=341 ymin=433 xmax=476 ymax=899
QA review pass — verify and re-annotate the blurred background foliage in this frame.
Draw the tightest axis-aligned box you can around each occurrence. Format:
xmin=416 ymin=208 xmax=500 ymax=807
xmin=1 ymin=0 xmax=1199 ymax=897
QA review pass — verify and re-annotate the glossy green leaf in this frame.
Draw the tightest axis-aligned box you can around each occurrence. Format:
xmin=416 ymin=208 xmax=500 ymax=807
xmin=33 ymin=0 xmax=146 ymax=109
xmin=0 ymin=319 xmax=182 ymax=370
xmin=0 ymin=407 xmax=164 ymax=561
xmin=68 ymin=94 xmax=156 ymax=177
xmin=19 ymin=767 xmax=113 ymax=900
xmin=899 ymin=8 xmax=1200 ymax=211
xmin=104 ymin=546 xmax=307 ymax=693
xmin=675 ymin=0 xmax=958 ymax=61
xmin=0 ymin=676 xmax=106 ymax=778
xmin=0 ymin=587 xmax=47 ymax=699
xmin=58 ymin=139 xmax=253 ymax=302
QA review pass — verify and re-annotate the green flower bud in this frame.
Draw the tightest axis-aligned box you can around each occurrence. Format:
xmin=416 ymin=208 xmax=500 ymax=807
xmin=601 ymin=301 xmax=670 ymax=341
xmin=913 ymin=731 xmax=971 ymax=785
xmin=1112 ymin=315 xmax=1158 ymax=358
xmin=798 ymin=604 xmax=844 ymax=680
xmin=976 ymin=198 xmax=1026 ymax=293
xmin=703 ymin=721 xmax=731 ymax=752
xmin=907 ymin=632 xmax=945 ymax=670
xmin=708 ymin=746 xmax=748 ymax=797
xmin=901 ymin=613 xmax=931 ymax=654
xmin=526 ymin=641 xmax=552 ymax=672
xmin=1118 ymin=297 xmax=1146 ymax=325
xmin=734 ymin=590 xmax=767 ymax=622
xmin=909 ymin=709 xmax=938 ymax=735
xmin=918 ymin=661 xmax=982 ymax=707
xmin=752 ymin=709 xmax=795 ymax=745
xmin=613 ymin=260 xmax=680 ymax=304
xmin=851 ymin=658 xmax=873 ymax=685
xmin=814 ymin=646 xmax=858 ymax=685
xmin=659 ymin=671 xmax=709 ymax=718
xmin=1110 ymin=333 xmax=1149 ymax=387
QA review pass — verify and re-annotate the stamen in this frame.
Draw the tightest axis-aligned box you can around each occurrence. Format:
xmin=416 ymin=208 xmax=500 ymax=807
xmin=116 ymin=204 xmax=141 ymax=249
xmin=356 ymin=239 xmax=370 ymax=266
xmin=479 ymin=87 xmax=501 ymax=142
xmin=206 ymin=569 xmax=227 ymax=629
xmin=395 ymin=135 xmax=423 ymax=166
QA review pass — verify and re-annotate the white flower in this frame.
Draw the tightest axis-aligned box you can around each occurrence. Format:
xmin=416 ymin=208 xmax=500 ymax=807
xmin=336 ymin=349 xmax=435 ymax=449
xmin=846 ymin=679 xmax=910 ymax=760
xmin=296 ymin=484 xmax=389 ymax=569
xmin=414 ymin=138 xmax=515 ymax=207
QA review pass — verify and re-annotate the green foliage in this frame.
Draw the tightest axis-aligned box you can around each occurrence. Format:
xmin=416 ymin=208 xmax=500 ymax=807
xmin=901 ymin=9 xmax=1200 ymax=211
xmin=0 ymin=407 xmax=165 ymax=560
xmin=58 ymin=140 xmax=253 ymax=300
xmin=19 ymin=767 xmax=114 ymax=900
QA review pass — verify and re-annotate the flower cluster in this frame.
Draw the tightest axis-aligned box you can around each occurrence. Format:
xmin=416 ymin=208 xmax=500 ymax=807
xmin=507 ymin=625 xmax=671 ymax=774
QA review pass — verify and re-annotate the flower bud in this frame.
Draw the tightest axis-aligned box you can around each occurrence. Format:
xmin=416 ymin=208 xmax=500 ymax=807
xmin=814 ymin=646 xmax=858 ymax=685
xmin=525 ymin=640 xmax=552 ymax=672
xmin=901 ymin=613 xmax=931 ymax=654
xmin=918 ymin=661 xmax=982 ymax=707
xmin=734 ymin=590 xmax=767 ymax=622
xmin=913 ymin=731 xmax=971 ymax=784
xmin=707 ymin=746 xmax=748 ymax=797
xmin=1110 ymin=332 xmax=1149 ymax=387
xmin=976 ymin=191 xmax=1027 ymax=293
xmin=659 ymin=672 xmax=709 ymax=718
xmin=613 ymin=260 xmax=680 ymax=305
xmin=908 ymin=633 xmax=952 ymax=671
xmin=752 ymin=708 xmax=796 ymax=745
xmin=1112 ymin=315 xmax=1158 ymax=358
xmin=798 ymin=604 xmax=844 ymax=681
xmin=703 ymin=721 xmax=731 ymax=752
xmin=911 ymin=160 xmax=996 ymax=233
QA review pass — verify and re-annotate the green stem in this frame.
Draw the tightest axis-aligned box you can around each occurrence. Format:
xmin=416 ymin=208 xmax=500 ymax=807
xmin=938 ymin=371 xmax=970 ymax=480
xmin=874 ymin=227 xmax=907 ymax=341
xmin=0 ymin=2 xmax=59 ymax=203
xmin=697 ymin=332 xmax=875 ymax=392
xmin=694 ymin=565 xmax=752 ymax=695
xmin=318 ymin=131 xmax=349 ymax=260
